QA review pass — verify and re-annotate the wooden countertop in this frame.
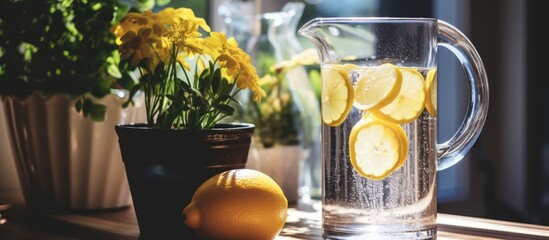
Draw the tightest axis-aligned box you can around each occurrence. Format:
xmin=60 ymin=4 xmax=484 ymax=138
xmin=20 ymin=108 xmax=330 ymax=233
xmin=1 ymin=203 xmax=548 ymax=240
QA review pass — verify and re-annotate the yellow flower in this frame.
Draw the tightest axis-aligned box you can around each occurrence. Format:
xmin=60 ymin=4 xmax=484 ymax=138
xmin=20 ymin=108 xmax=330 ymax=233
xmin=202 ymin=32 xmax=225 ymax=57
xmin=113 ymin=7 xmax=264 ymax=130
xmin=237 ymin=62 xmax=265 ymax=102
xmin=111 ymin=12 xmax=151 ymax=45
xmin=118 ymin=28 xmax=158 ymax=66
xmin=158 ymin=7 xmax=211 ymax=33
xmin=202 ymin=32 xmax=265 ymax=101
xmin=166 ymin=23 xmax=205 ymax=57
xmin=205 ymin=33 xmax=265 ymax=101
xmin=150 ymin=38 xmax=172 ymax=70
xmin=218 ymin=54 xmax=239 ymax=73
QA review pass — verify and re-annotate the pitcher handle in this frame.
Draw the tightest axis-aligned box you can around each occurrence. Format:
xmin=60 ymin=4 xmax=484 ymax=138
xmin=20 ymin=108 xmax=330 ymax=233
xmin=436 ymin=20 xmax=489 ymax=171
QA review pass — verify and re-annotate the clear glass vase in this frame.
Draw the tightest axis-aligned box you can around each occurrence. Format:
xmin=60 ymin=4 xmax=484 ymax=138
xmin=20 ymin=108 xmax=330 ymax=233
xmin=220 ymin=2 xmax=322 ymax=205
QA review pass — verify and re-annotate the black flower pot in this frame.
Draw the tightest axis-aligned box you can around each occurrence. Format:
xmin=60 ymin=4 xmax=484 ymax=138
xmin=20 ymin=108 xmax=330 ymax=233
xmin=115 ymin=123 xmax=254 ymax=239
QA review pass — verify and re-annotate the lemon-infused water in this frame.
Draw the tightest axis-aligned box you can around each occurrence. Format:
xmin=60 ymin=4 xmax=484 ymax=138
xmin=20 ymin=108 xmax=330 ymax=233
xmin=321 ymin=65 xmax=438 ymax=239
xmin=299 ymin=17 xmax=489 ymax=240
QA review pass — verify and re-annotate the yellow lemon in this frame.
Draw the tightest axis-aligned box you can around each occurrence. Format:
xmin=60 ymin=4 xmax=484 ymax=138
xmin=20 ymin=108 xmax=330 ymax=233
xmin=425 ymin=68 xmax=437 ymax=117
xmin=182 ymin=169 xmax=288 ymax=240
xmin=321 ymin=66 xmax=354 ymax=126
xmin=349 ymin=115 xmax=409 ymax=180
xmin=353 ymin=63 xmax=402 ymax=111
xmin=371 ymin=68 xmax=426 ymax=124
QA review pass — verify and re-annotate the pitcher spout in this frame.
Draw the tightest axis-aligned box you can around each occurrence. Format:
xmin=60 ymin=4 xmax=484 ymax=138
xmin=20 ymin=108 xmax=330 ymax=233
xmin=298 ymin=18 xmax=331 ymax=64
xmin=297 ymin=17 xmax=320 ymax=37
xmin=298 ymin=18 xmax=377 ymax=64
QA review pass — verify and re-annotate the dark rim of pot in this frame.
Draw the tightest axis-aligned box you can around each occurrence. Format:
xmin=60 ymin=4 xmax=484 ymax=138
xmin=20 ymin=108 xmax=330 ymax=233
xmin=115 ymin=122 xmax=255 ymax=132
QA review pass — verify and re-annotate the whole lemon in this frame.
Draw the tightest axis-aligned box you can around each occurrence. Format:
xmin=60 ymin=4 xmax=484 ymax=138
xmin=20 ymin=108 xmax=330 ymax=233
xmin=182 ymin=169 xmax=288 ymax=240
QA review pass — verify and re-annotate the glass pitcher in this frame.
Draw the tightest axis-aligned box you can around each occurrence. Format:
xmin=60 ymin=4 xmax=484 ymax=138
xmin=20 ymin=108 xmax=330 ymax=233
xmin=299 ymin=18 xmax=489 ymax=239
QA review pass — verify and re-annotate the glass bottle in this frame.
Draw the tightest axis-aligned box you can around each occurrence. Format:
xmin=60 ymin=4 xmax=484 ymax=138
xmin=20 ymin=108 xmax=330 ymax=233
xmin=220 ymin=2 xmax=322 ymax=205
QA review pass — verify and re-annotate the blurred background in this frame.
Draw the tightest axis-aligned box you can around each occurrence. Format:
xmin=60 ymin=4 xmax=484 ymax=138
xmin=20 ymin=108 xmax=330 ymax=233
xmin=1 ymin=0 xmax=547 ymax=226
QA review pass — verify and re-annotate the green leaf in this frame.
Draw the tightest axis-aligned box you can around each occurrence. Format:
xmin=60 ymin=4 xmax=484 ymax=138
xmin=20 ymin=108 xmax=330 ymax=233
xmin=187 ymin=110 xmax=198 ymax=129
xmin=199 ymin=66 xmax=211 ymax=80
xmin=166 ymin=94 xmax=183 ymax=107
xmin=135 ymin=0 xmax=155 ymax=12
xmin=191 ymin=88 xmax=204 ymax=99
xmin=117 ymin=73 xmax=136 ymax=90
xmin=156 ymin=111 xmax=171 ymax=129
xmin=167 ymin=88 xmax=191 ymax=110
xmin=107 ymin=61 xmax=122 ymax=79
xmin=90 ymin=76 xmax=114 ymax=97
xmin=199 ymin=71 xmax=211 ymax=95
xmin=217 ymin=94 xmax=231 ymax=102
xmin=89 ymin=103 xmax=107 ymax=122
xmin=176 ymin=78 xmax=191 ymax=91
xmin=81 ymin=97 xmax=107 ymax=121
xmin=122 ymin=83 xmax=142 ymax=108
xmin=153 ymin=61 xmax=165 ymax=84
xmin=75 ymin=98 xmax=83 ymax=112
xmin=228 ymin=96 xmax=240 ymax=105
xmin=155 ymin=0 xmax=171 ymax=6
xmin=171 ymin=83 xmax=192 ymax=109
xmin=157 ymin=98 xmax=186 ymax=128
xmin=82 ymin=98 xmax=93 ymax=117
xmin=217 ymin=77 xmax=229 ymax=94
xmin=215 ymin=104 xmax=235 ymax=116
xmin=211 ymin=69 xmax=222 ymax=94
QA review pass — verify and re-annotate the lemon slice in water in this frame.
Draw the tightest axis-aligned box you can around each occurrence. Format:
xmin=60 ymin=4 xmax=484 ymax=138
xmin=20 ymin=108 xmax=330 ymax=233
xmin=371 ymin=68 xmax=426 ymax=124
xmin=349 ymin=116 xmax=408 ymax=180
xmin=353 ymin=63 xmax=402 ymax=111
xmin=425 ymin=69 xmax=437 ymax=117
xmin=332 ymin=63 xmax=359 ymax=75
xmin=321 ymin=66 xmax=354 ymax=126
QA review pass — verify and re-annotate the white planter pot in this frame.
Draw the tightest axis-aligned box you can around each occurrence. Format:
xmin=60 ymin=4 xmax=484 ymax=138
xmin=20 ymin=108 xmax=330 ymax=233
xmin=0 ymin=103 xmax=23 ymax=205
xmin=1 ymin=91 xmax=145 ymax=211
xmin=246 ymin=145 xmax=303 ymax=203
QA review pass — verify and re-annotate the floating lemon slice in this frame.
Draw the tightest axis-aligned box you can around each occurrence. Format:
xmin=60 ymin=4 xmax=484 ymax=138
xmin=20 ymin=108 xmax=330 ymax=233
xmin=390 ymin=118 xmax=409 ymax=171
xmin=353 ymin=63 xmax=402 ymax=111
xmin=425 ymin=68 xmax=437 ymax=117
xmin=321 ymin=66 xmax=354 ymax=126
xmin=368 ymin=114 xmax=410 ymax=172
xmin=349 ymin=116 xmax=409 ymax=180
xmin=371 ymin=68 xmax=426 ymax=124
xmin=332 ymin=63 xmax=359 ymax=75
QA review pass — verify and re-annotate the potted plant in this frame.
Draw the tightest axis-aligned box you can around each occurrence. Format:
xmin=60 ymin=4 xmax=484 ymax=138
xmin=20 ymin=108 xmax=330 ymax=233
xmin=111 ymin=6 xmax=264 ymax=239
xmin=0 ymin=0 xmax=147 ymax=212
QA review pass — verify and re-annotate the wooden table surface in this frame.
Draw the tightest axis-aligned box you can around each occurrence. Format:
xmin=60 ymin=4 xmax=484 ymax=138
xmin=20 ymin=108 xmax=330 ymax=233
xmin=1 ymin=202 xmax=549 ymax=240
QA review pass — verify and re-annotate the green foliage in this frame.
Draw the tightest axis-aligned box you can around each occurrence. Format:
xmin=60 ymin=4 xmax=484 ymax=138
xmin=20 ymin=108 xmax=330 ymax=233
xmin=252 ymin=67 xmax=301 ymax=147
xmin=0 ymin=0 xmax=133 ymax=121
xmin=129 ymin=58 xmax=240 ymax=130
xmin=244 ymin=50 xmax=320 ymax=148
